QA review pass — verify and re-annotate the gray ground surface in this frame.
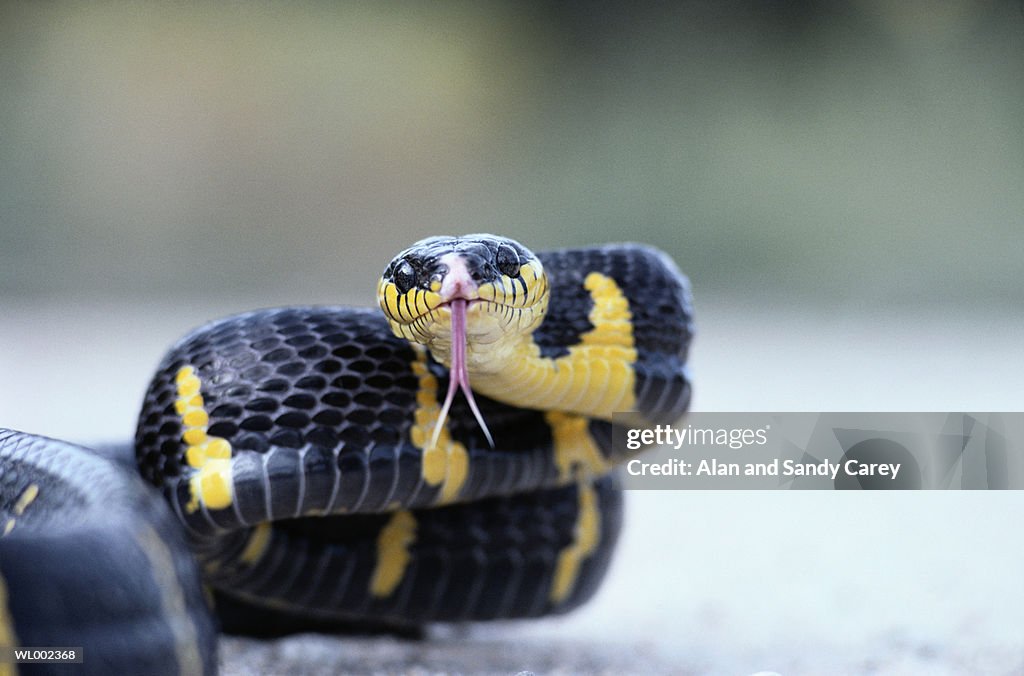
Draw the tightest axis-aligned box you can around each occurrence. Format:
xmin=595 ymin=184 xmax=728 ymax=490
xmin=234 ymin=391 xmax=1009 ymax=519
xmin=4 ymin=299 xmax=1023 ymax=675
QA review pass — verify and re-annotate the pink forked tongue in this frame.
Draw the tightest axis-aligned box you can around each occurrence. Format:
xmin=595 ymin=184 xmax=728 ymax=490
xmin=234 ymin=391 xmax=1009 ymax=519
xmin=431 ymin=298 xmax=495 ymax=449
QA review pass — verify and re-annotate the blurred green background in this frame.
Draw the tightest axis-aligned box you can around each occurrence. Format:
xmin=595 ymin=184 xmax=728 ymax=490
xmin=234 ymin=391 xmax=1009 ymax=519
xmin=3 ymin=1 xmax=1022 ymax=309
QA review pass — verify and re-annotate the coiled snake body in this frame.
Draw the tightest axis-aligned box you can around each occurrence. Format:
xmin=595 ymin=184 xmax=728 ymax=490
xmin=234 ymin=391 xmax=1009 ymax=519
xmin=0 ymin=235 xmax=692 ymax=675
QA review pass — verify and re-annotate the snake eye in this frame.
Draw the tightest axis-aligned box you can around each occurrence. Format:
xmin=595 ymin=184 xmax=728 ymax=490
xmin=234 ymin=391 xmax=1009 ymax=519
xmin=393 ymin=260 xmax=416 ymax=294
xmin=495 ymin=244 xmax=521 ymax=278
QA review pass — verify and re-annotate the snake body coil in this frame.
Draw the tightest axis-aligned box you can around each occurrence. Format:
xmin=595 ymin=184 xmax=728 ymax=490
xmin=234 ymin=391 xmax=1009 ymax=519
xmin=1 ymin=237 xmax=692 ymax=674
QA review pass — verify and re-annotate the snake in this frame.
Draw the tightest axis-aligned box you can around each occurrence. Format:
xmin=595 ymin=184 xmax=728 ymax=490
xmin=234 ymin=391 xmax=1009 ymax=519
xmin=0 ymin=234 xmax=693 ymax=675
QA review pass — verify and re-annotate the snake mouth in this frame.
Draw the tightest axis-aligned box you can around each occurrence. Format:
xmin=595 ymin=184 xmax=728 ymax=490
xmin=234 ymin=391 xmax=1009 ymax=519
xmin=432 ymin=297 xmax=483 ymax=313
xmin=420 ymin=297 xmax=504 ymax=316
xmin=402 ymin=298 xmax=525 ymax=340
xmin=431 ymin=297 xmax=494 ymax=450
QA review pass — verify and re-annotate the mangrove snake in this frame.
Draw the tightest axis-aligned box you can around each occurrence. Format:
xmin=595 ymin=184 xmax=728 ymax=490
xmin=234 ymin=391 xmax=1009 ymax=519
xmin=0 ymin=235 xmax=693 ymax=675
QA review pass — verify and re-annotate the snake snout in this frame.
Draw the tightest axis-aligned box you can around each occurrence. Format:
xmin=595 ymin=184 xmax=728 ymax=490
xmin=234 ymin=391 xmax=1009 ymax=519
xmin=437 ymin=253 xmax=479 ymax=302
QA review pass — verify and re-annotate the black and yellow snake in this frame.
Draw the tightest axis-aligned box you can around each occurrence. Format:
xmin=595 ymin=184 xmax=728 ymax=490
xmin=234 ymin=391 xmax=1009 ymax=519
xmin=0 ymin=235 xmax=693 ymax=675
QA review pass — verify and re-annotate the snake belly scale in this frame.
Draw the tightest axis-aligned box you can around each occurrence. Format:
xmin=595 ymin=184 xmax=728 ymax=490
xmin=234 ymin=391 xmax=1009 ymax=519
xmin=1 ymin=235 xmax=693 ymax=673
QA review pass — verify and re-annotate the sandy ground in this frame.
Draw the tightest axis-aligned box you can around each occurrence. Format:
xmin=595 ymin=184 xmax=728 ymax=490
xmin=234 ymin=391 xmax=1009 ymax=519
xmin=3 ymin=298 xmax=1023 ymax=675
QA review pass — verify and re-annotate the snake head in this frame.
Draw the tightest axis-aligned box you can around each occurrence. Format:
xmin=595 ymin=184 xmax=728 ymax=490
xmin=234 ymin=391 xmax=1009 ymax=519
xmin=377 ymin=234 xmax=549 ymax=364
xmin=378 ymin=234 xmax=550 ymax=449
